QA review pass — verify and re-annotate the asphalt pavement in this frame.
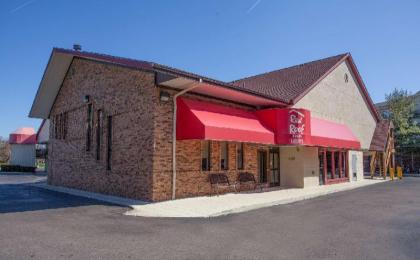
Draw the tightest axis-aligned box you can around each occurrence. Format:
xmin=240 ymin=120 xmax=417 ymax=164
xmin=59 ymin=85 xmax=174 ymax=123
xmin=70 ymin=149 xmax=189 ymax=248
xmin=0 ymin=174 xmax=419 ymax=259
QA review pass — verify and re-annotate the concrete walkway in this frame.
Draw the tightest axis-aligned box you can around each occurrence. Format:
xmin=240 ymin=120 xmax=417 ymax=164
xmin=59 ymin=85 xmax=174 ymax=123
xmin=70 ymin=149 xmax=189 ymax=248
xmin=126 ymin=179 xmax=387 ymax=218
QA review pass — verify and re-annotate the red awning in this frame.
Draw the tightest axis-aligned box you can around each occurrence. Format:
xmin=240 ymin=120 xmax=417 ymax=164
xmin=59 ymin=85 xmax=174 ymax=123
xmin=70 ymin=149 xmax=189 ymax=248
xmin=177 ymin=98 xmax=360 ymax=149
xmin=310 ymin=117 xmax=360 ymax=149
xmin=177 ymin=98 xmax=275 ymax=144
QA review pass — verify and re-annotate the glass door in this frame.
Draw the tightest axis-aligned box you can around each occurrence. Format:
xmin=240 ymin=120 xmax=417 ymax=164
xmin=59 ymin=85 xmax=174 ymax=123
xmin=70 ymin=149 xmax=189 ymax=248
xmin=269 ymin=148 xmax=280 ymax=186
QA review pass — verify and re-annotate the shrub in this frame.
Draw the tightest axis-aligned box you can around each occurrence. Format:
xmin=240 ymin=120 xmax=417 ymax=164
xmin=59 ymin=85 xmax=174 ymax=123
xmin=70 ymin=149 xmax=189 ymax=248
xmin=0 ymin=165 xmax=36 ymax=173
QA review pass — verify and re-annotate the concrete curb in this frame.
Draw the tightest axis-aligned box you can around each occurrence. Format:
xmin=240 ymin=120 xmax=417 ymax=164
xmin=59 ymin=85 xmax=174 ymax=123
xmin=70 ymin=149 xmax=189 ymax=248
xmin=29 ymin=182 xmax=148 ymax=207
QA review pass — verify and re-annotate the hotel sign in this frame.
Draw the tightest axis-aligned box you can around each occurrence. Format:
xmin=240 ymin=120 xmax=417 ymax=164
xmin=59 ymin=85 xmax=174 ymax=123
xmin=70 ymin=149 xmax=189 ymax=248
xmin=256 ymin=107 xmax=311 ymax=145
xmin=288 ymin=109 xmax=306 ymax=145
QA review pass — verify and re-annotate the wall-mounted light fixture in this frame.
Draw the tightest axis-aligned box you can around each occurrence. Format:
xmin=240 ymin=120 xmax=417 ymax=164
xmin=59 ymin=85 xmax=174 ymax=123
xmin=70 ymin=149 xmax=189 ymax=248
xmin=83 ymin=95 xmax=90 ymax=103
xmin=160 ymin=91 xmax=170 ymax=102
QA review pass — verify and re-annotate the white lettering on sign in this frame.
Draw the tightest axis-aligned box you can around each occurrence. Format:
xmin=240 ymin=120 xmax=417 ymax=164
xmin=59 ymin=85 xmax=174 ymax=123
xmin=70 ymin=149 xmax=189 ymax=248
xmin=289 ymin=124 xmax=305 ymax=135
xmin=288 ymin=109 xmax=306 ymax=144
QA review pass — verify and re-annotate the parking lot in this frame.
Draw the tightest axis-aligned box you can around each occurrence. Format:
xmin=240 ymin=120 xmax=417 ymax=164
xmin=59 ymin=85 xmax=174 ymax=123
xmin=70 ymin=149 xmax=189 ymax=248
xmin=0 ymin=174 xmax=419 ymax=259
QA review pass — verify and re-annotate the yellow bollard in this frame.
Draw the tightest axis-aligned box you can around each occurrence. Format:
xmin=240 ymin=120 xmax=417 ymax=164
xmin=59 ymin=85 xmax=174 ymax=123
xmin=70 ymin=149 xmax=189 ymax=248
xmin=390 ymin=167 xmax=395 ymax=181
xmin=397 ymin=166 xmax=403 ymax=179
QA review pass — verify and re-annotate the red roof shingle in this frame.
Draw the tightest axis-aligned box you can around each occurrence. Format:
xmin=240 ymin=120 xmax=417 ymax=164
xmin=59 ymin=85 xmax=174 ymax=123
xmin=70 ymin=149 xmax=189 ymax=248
xmin=231 ymin=54 xmax=348 ymax=104
xmin=52 ymin=48 xmax=379 ymax=120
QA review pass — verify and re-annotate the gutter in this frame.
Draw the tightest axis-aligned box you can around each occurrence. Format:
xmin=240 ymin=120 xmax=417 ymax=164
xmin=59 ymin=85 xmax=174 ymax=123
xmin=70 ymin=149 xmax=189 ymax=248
xmin=172 ymin=79 xmax=202 ymax=200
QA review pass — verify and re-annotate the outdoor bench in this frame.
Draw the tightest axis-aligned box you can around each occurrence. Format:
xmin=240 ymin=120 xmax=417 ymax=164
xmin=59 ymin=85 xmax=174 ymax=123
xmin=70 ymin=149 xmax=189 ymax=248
xmin=209 ymin=173 xmax=237 ymax=195
xmin=237 ymin=172 xmax=258 ymax=190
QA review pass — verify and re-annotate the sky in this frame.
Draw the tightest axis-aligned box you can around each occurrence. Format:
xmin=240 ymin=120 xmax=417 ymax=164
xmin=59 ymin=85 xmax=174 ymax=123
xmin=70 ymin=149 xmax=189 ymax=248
xmin=0 ymin=0 xmax=419 ymax=138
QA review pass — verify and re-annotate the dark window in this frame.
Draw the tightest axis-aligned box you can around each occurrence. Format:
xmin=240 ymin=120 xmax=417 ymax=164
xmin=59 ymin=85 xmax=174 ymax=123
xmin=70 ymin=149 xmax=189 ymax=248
xmin=54 ymin=115 xmax=58 ymax=139
xmin=334 ymin=151 xmax=340 ymax=178
xmin=106 ymin=115 xmax=112 ymax=170
xmin=53 ymin=112 xmax=67 ymax=140
xmin=63 ymin=112 xmax=68 ymax=139
xmin=319 ymin=150 xmax=325 ymax=185
xmin=86 ymin=104 xmax=93 ymax=151
xmin=220 ymin=142 xmax=228 ymax=170
xmin=237 ymin=143 xmax=244 ymax=169
xmin=201 ymin=141 xmax=211 ymax=171
xmin=326 ymin=151 xmax=333 ymax=179
xmin=96 ymin=110 xmax=102 ymax=160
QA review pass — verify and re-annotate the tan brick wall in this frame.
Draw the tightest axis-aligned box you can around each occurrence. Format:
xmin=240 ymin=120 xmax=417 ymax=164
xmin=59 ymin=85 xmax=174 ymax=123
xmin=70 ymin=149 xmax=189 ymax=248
xmin=48 ymin=58 xmax=156 ymax=200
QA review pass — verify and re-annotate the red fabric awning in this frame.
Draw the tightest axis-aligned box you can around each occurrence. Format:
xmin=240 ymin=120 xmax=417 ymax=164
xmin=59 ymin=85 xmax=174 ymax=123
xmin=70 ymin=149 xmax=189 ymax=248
xmin=177 ymin=98 xmax=275 ymax=144
xmin=177 ymin=98 xmax=361 ymax=149
xmin=310 ymin=117 xmax=360 ymax=149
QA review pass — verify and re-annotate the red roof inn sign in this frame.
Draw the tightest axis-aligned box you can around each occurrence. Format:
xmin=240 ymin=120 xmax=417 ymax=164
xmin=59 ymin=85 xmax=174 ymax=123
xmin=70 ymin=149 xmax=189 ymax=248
xmin=288 ymin=109 xmax=308 ymax=145
xmin=256 ymin=108 xmax=311 ymax=146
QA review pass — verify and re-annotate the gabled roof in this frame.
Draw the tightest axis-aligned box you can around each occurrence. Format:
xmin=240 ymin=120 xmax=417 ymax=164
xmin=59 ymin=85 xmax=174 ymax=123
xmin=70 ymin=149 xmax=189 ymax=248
xmin=29 ymin=48 xmax=286 ymax=118
xmin=370 ymin=120 xmax=393 ymax=151
xmin=29 ymin=48 xmax=380 ymax=122
xmin=231 ymin=53 xmax=380 ymax=121
xmin=231 ymin=54 xmax=348 ymax=104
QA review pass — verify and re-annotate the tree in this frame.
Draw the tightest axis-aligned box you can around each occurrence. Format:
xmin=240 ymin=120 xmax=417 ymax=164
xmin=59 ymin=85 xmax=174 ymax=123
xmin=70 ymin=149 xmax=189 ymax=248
xmin=385 ymin=88 xmax=420 ymax=150
xmin=0 ymin=137 xmax=10 ymax=163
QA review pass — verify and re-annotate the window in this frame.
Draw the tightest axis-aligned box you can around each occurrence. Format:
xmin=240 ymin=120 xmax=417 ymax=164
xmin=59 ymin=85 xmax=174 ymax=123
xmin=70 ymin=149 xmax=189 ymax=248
xmin=96 ymin=110 xmax=102 ymax=160
xmin=53 ymin=112 xmax=67 ymax=140
xmin=326 ymin=151 xmax=332 ymax=179
xmin=334 ymin=151 xmax=340 ymax=178
xmin=319 ymin=150 xmax=325 ymax=185
xmin=344 ymin=73 xmax=349 ymax=83
xmin=106 ymin=115 xmax=112 ymax=170
xmin=86 ymin=103 xmax=93 ymax=151
xmin=63 ymin=112 xmax=68 ymax=139
xmin=201 ymin=141 xmax=211 ymax=171
xmin=220 ymin=142 xmax=228 ymax=170
xmin=237 ymin=143 xmax=244 ymax=170
xmin=319 ymin=149 xmax=349 ymax=184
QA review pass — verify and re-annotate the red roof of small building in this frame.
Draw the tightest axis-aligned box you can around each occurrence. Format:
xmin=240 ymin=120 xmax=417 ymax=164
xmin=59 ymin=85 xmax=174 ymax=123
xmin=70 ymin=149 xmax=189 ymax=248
xmin=9 ymin=127 xmax=37 ymax=144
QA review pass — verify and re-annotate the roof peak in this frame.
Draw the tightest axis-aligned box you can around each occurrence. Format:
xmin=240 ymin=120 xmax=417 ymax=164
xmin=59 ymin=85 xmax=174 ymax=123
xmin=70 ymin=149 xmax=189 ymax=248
xmin=231 ymin=53 xmax=349 ymax=84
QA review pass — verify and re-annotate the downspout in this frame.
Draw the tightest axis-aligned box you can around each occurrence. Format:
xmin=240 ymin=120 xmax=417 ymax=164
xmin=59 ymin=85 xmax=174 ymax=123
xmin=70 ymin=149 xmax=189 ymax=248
xmin=172 ymin=78 xmax=202 ymax=200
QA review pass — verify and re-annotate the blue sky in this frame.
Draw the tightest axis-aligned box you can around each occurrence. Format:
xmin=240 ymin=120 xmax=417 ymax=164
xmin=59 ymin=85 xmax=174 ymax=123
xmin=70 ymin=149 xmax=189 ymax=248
xmin=0 ymin=0 xmax=419 ymax=138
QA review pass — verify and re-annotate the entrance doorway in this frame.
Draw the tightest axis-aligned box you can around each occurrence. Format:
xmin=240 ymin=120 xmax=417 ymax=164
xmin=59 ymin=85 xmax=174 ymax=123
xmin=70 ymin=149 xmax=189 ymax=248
xmin=269 ymin=148 xmax=280 ymax=186
xmin=258 ymin=150 xmax=267 ymax=183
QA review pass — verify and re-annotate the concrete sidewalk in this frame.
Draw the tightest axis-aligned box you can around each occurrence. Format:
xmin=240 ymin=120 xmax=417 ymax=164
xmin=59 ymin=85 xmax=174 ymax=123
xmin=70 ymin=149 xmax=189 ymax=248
xmin=126 ymin=179 xmax=386 ymax=218
xmin=30 ymin=178 xmax=387 ymax=218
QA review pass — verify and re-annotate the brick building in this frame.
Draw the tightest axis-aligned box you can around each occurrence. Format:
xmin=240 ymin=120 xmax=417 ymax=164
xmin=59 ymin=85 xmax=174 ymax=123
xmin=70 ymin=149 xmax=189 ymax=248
xmin=29 ymin=48 xmax=384 ymax=201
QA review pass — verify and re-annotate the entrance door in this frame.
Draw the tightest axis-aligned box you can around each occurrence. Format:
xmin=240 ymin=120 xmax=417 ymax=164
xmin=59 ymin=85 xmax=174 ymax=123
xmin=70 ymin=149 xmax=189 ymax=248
xmin=269 ymin=148 xmax=280 ymax=186
xmin=258 ymin=150 xmax=267 ymax=183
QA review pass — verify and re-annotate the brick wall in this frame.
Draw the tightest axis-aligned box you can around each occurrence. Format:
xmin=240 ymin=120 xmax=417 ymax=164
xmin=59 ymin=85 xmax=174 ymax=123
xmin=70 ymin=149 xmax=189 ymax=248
xmin=48 ymin=58 xmax=156 ymax=200
xmin=151 ymin=88 xmax=272 ymax=201
xmin=48 ymin=58 xmax=274 ymax=201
